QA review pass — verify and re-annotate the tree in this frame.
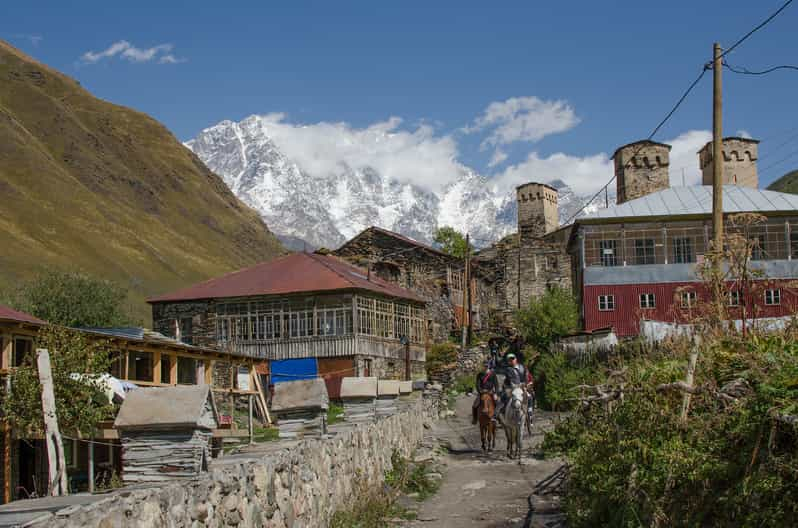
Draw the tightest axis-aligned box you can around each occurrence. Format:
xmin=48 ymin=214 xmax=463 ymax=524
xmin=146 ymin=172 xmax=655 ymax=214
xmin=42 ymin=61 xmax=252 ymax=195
xmin=514 ymin=287 xmax=579 ymax=352
xmin=433 ymin=226 xmax=471 ymax=258
xmin=9 ymin=270 xmax=132 ymax=328
xmin=1 ymin=325 xmax=113 ymax=437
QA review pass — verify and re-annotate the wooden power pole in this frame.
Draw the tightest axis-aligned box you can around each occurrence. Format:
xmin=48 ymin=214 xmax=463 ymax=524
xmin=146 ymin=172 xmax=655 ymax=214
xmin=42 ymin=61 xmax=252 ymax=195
xmin=461 ymin=233 xmax=470 ymax=350
xmin=712 ymin=42 xmax=724 ymax=253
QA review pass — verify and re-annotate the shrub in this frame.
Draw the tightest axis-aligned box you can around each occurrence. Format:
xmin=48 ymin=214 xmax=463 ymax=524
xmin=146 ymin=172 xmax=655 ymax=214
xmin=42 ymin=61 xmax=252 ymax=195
xmin=514 ymin=287 xmax=579 ymax=353
xmin=531 ymin=351 xmax=600 ymax=411
xmin=426 ymin=342 xmax=458 ymax=373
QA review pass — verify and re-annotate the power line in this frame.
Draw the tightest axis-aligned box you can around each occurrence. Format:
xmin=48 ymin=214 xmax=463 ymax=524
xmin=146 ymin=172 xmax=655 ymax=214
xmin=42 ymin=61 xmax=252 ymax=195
xmin=723 ymin=60 xmax=798 ymax=76
xmin=563 ymin=0 xmax=794 ymax=224
xmin=718 ymin=0 xmax=795 ymax=60
xmin=563 ymin=65 xmax=710 ymax=225
xmin=759 ymin=146 xmax=798 ymax=174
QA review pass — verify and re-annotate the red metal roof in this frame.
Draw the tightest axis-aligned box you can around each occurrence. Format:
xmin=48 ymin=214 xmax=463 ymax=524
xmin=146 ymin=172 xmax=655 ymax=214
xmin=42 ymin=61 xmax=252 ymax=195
xmin=148 ymin=252 xmax=425 ymax=303
xmin=0 ymin=305 xmax=45 ymax=325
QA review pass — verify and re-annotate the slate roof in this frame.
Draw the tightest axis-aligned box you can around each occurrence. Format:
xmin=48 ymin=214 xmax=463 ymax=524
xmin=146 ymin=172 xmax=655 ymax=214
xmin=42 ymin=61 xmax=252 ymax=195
xmin=0 ymin=305 xmax=45 ymax=325
xmin=271 ymin=378 xmax=329 ymax=412
xmin=581 ymin=186 xmax=798 ymax=222
xmin=339 ymin=226 xmax=455 ymax=260
xmin=148 ymin=252 xmax=425 ymax=303
xmin=114 ymin=385 xmax=216 ymax=430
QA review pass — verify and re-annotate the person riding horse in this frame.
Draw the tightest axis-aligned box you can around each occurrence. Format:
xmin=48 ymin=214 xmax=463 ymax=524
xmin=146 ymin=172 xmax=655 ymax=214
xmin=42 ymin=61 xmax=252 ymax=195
xmin=472 ymin=359 xmax=499 ymax=425
xmin=496 ymin=353 xmax=532 ymax=424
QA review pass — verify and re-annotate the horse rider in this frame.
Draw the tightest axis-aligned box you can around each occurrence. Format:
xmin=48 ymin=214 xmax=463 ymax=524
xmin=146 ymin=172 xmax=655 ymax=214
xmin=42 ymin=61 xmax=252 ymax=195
xmin=472 ymin=359 xmax=499 ymax=425
xmin=496 ymin=353 xmax=529 ymax=424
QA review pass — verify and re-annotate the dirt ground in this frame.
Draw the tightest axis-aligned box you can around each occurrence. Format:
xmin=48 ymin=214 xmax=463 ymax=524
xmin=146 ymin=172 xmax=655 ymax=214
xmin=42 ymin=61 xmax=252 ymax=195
xmin=401 ymin=395 xmax=567 ymax=528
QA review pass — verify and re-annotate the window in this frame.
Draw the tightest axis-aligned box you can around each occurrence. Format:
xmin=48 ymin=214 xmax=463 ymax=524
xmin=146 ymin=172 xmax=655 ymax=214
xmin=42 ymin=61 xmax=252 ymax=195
xmin=752 ymin=235 xmax=767 ymax=261
xmin=108 ymin=351 xmax=125 ymax=379
xmin=546 ymin=255 xmax=558 ymax=271
xmin=765 ymin=289 xmax=781 ymax=306
xmin=681 ymin=291 xmax=697 ymax=308
xmin=598 ymin=295 xmax=615 ymax=311
xmin=177 ymin=356 xmax=198 ymax=385
xmin=634 ymin=239 xmax=655 ymax=265
xmin=728 ymin=290 xmax=740 ymax=307
xmin=161 ymin=355 xmax=172 ymax=384
xmin=790 ymin=231 xmax=798 ymax=259
xmin=12 ymin=337 xmax=33 ymax=367
xmin=178 ymin=317 xmax=193 ymax=345
xmin=599 ymin=240 xmax=618 ymax=267
xmin=639 ymin=293 xmax=655 ymax=309
xmin=129 ymin=351 xmax=154 ymax=382
xmin=672 ymin=237 xmax=694 ymax=263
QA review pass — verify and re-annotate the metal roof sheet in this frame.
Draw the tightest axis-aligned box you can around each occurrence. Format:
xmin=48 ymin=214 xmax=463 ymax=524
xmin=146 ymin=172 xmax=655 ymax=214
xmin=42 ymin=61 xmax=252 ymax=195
xmin=148 ymin=252 xmax=425 ymax=304
xmin=0 ymin=305 xmax=45 ymax=325
xmin=582 ymin=186 xmax=798 ymax=221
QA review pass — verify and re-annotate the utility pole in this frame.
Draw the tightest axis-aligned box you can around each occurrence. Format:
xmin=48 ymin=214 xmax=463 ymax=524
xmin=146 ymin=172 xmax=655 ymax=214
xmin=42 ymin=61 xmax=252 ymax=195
xmin=712 ymin=42 xmax=724 ymax=256
xmin=461 ymin=233 xmax=470 ymax=350
xmin=466 ymin=234 xmax=473 ymax=346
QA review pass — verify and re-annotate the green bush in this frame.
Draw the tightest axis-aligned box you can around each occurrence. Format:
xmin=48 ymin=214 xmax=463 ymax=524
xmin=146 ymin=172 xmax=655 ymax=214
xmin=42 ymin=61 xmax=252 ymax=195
xmin=542 ymin=334 xmax=798 ymax=527
xmin=531 ymin=351 xmax=600 ymax=411
xmin=514 ymin=287 xmax=579 ymax=353
xmin=327 ymin=403 xmax=344 ymax=425
xmin=426 ymin=342 xmax=458 ymax=373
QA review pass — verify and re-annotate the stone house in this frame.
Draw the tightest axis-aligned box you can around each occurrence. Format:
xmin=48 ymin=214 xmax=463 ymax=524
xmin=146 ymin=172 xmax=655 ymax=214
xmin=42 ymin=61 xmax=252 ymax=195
xmin=148 ymin=252 xmax=429 ymax=383
xmin=332 ymin=226 xmax=486 ymax=339
xmin=475 ymin=182 xmax=573 ymax=319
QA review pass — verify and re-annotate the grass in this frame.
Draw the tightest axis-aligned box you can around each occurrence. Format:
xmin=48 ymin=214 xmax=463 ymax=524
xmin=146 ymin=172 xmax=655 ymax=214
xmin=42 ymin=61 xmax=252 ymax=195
xmin=0 ymin=41 xmax=283 ymax=324
xmin=327 ymin=403 xmax=344 ymax=425
xmin=330 ymin=450 xmax=440 ymax=527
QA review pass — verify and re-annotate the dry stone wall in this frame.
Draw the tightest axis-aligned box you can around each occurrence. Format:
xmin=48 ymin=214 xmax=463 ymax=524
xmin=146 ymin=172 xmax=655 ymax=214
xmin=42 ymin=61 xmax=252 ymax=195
xmin=31 ymin=399 xmax=434 ymax=528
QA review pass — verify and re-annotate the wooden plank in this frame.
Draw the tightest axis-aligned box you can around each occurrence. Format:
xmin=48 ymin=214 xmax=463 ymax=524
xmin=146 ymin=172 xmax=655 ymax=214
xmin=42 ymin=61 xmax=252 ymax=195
xmin=252 ymin=372 xmax=272 ymax=425
xmin=36 ymin=349 xmax=68 ymax=496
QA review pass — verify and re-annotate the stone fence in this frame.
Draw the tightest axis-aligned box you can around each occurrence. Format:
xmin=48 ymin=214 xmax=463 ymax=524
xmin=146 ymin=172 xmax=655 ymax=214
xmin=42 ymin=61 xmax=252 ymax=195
xmin=31 ymin=398 xmax=434 ymax=528
xmin=428 ymin=344 xmax=489 ymax=389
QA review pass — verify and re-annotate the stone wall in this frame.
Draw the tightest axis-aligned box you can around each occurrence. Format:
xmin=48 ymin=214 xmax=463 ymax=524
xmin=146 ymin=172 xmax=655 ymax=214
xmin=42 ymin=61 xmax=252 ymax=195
xmin=30 ymin=399 xmax=434 ymax=528
xmin=614 ymin=141 xmax=670 ymax=205
xmin=699 ymin=137 xmax=759 ymax=188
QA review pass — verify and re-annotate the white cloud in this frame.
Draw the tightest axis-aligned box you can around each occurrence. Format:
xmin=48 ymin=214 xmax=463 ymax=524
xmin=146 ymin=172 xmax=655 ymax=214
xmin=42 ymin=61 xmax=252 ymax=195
xmin=488 ymin=149 xmax=508 ymax=168
xmin=736 ymin=129 xmax=752 ymax=139
xmin=493 ymin=130 xmax=713 ymax=196
xmin=466 ymin=96 xmax=580 ymax=148
xmin=80 ymin=40 xmax=185 ymax=65
xmin=249 ymin=114 xmax=464 ymax=192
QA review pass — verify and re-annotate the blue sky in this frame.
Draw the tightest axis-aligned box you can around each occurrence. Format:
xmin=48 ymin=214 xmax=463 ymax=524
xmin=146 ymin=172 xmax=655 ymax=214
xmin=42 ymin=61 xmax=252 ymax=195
xmin=4 ymin=0 xmax=797 ymax=193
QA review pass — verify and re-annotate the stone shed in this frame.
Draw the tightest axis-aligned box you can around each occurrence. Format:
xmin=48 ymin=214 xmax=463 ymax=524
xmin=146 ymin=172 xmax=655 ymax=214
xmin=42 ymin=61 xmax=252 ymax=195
xmin=271 ymin=378 xmax=330 ymax=438
xmin=114 ymin=385 xmax=217 ymax=483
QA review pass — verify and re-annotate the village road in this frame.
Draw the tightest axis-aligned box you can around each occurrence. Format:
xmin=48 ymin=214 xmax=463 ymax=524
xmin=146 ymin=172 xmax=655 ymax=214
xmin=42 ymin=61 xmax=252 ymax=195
xmin=402 ymin=395 xmax=566 ymax=528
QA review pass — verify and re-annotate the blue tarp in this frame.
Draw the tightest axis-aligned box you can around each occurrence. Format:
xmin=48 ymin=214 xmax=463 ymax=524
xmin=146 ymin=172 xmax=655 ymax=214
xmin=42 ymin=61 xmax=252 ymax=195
xmin=270 ymin=358 xmax=319 ymax=384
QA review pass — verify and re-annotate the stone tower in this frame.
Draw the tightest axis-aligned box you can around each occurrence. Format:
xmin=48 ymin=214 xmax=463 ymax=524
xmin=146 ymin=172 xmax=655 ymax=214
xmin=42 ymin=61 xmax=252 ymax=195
xmin=699 ymin=137 xmax=759 ymax=188
xmin=612 ymin=140 xmax=671 ymax=204
xmin=516 ymin=182 xmax=559 ymax=241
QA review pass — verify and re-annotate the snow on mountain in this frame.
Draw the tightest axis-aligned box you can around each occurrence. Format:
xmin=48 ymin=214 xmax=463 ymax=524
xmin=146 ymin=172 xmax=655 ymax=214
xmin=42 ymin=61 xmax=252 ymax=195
xmin=186 ymin=115 xmax=609 ymax=249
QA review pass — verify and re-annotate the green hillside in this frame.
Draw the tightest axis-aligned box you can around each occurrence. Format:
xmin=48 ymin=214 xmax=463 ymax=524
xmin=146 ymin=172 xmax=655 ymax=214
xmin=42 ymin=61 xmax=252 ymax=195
xmin=0 ymin=40 xmax=284 ymax=324
xmin=766 ymin=169 xmax=798 ymax=194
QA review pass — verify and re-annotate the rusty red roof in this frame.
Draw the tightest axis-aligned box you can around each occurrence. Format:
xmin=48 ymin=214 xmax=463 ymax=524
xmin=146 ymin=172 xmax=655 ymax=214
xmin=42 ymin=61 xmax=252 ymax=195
xmin=0 ymin=305 xmax=45 ymax=325
xmin=147 ymin=252 xmax=425 ymax=303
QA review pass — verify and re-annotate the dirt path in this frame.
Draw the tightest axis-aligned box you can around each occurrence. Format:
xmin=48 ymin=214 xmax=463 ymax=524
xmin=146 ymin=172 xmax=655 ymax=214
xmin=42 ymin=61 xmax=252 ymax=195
xmin=402 ymin=395 xmax=566 ymax=528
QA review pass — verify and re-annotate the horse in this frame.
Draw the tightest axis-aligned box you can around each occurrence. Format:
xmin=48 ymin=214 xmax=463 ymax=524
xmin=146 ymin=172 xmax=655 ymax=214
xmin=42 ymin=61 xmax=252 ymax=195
xmin=478 ymin=392 xmax=496 ymax=452
xmin=502 ymin=386 xmax=525 ymax=460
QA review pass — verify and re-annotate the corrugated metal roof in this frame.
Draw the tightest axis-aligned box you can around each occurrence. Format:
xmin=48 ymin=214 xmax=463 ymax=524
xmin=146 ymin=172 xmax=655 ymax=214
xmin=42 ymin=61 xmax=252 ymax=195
xmin=0 ymin=305 xmax=45 ymax=325
xmin=148 ymin=252 xmax=425 ymax=304
xmin=582 ymin=186 xmax=798 ymax=221
xmin=78 ymin=327 xmax=207 ymax=350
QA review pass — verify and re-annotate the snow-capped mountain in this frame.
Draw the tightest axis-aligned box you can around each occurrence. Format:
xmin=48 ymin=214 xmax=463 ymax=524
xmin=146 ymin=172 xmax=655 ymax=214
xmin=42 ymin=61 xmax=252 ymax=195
xmin=186 ymin=116 xmax=609 ymax=249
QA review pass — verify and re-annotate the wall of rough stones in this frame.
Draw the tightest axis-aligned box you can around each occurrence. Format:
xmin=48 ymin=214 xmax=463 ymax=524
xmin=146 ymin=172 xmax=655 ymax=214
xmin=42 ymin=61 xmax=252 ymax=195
xmin=31 ymin=400 xmax=434 ymax=528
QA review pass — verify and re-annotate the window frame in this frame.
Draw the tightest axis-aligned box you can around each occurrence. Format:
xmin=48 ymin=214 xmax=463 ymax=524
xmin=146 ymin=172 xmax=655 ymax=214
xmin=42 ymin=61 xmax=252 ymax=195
xmin=639 ymin=293 xmax=656 ymax=309
xmin=598 ymin=295 xmax=616 ymax=311
xmin=598 ymin=240 xmax=618 ymax=267
xmin=672 ymin=237 xmax=695 ymax=264
xmin=680 ymin=291 xmax=697 ymax=308
xmin=765 ymin=289 xmax=781 ymax=306
xmin=633 ymin=238 xmax=656 ymax=265
xmin=728 ymin=290 xmax=740 ymax=307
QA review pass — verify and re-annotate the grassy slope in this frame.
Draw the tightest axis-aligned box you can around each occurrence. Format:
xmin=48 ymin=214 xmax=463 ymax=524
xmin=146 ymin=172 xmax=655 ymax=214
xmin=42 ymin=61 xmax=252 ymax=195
xmin=766 ymin=169 xmax=798 ymax=193
xmin=0 ymin=40 xmax=284 ymax=323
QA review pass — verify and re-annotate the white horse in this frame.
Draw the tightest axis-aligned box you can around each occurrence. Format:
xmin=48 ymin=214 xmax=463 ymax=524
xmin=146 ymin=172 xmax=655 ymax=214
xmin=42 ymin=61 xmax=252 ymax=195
xmin=501 ymin=386 xmax=525 ymax=459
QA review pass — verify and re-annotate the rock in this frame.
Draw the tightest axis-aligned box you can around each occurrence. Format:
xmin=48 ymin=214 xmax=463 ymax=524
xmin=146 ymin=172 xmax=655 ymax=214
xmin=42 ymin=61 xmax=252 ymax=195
xmin=426 ymin=472 xmax=443 ymax=481
xmin=461 ymin=479 xmax=486 ymax=491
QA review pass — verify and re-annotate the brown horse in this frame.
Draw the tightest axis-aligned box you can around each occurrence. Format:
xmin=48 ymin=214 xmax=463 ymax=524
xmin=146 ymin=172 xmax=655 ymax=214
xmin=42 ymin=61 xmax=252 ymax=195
xmin=478 ymin=392 xmax=496 ymax=452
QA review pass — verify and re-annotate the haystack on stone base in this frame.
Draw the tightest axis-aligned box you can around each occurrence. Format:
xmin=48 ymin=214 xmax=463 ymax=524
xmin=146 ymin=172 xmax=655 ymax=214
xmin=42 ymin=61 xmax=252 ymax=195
xmin=340 ymin=376 xmax=377 ymax=424
xmin=271 ymin=378 xmax=330 ymax=438
xmin=113 ymin=385 xmax=217 ymax=483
